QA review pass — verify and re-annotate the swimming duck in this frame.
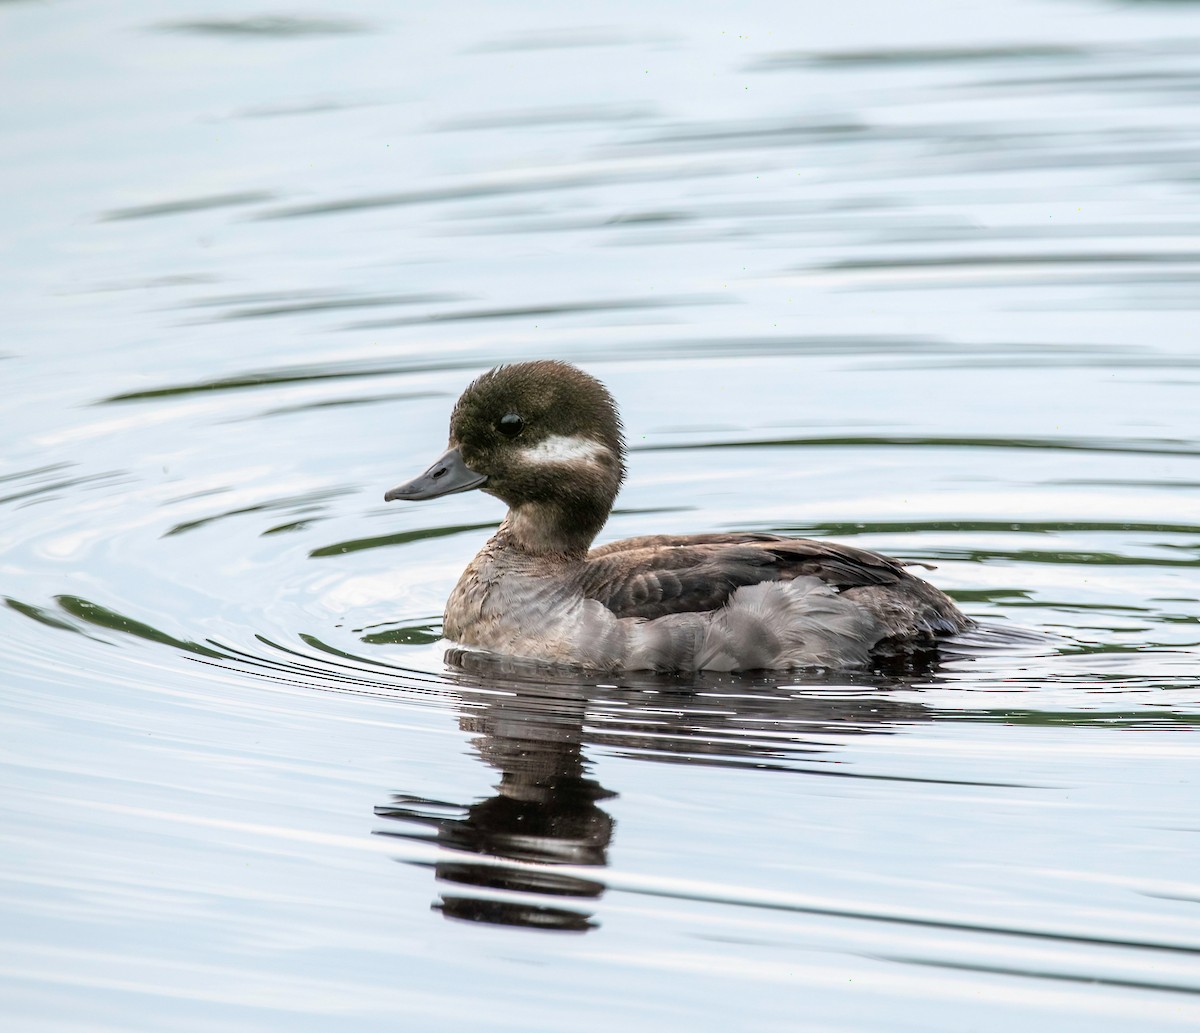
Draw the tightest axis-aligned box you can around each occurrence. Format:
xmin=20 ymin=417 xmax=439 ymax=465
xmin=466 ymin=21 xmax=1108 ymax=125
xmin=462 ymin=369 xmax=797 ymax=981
xmin=386 ymin=360 xmax=970 ymax=672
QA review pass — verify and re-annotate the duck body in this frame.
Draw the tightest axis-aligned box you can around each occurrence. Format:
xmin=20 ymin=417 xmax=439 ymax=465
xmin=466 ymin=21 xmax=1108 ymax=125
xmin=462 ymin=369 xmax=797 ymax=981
xmin=386 ymin=361 xmax=971 ymax=673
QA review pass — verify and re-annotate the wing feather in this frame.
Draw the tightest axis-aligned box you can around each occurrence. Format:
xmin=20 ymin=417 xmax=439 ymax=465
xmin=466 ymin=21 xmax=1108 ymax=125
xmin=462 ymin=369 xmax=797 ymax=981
xmin=580 ymin=534 xmax=910 ymax=620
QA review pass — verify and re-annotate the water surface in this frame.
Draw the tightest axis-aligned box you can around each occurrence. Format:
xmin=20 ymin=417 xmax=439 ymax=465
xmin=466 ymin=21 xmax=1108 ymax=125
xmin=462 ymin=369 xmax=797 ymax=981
xmin=2 ymin=1 xmax=1198 ymax=1029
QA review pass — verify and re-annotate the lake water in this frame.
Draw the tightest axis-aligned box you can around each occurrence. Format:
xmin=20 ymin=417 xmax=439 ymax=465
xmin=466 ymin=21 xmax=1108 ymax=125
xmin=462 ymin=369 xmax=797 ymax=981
xmin=2 ymin=0 xmax=1199 ymax=1029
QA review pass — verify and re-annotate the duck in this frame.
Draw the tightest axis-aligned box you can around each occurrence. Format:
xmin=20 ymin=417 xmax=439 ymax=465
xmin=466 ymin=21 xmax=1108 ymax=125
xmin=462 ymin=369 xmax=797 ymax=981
xmin=385 ymin=360 xmax=971 ymax=672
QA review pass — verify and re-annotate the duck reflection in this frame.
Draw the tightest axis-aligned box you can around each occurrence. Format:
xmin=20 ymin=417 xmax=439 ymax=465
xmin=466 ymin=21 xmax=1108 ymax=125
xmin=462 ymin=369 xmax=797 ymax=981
xmin=375 ymin=649 xmax=940 ymax=932
xmin=375 ymin=671 xmax=611 ymax=931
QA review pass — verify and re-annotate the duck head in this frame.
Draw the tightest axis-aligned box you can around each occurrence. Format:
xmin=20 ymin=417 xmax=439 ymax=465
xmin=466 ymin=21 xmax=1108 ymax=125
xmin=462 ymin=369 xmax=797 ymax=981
xmin=386 ymin=361 xmax=627 ymax=556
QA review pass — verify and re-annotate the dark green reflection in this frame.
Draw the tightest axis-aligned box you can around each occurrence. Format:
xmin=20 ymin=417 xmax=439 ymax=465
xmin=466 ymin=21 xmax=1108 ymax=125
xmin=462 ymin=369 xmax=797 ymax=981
xmin=922 ymin=549 xmax=1200 ymax=568
xmin=637 ymin=436 xmax=1199 ymax=458
xmin=99 ymin=358 xmax=487 ymax=404
xmin=153 ymin=16 xmax=368 ymax=38
xmin=953 ymin=709 xmax=1200 ymax=729
xmin=98 ymin=191 xmax=275 ymax=222
xmin=310 ymin=521 xmax=498 ymax=557
xmin=53 ymin=596 xmax=226 ymax=658
xmin=360 ymin=621 xmax=443 ymax=646
xmin=766 ymin=520 xmax=1200 ymax=537
xmin=166 ymin=488 xmax=346 ymax=537
xmin=5 ymin=597 xmax=84 ymax=633
xmin=751 ymin=44 xmax=1085 ymax=71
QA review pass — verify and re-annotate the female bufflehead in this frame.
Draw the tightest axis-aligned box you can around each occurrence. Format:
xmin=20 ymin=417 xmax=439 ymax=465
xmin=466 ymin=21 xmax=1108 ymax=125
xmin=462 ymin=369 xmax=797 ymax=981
xmin=386 ymin=361 xmax=970 ymax=672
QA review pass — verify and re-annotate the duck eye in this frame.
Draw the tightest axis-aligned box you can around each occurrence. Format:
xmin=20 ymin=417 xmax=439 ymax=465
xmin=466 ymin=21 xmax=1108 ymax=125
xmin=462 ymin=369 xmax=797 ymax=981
xmin=496 ymin=413 xmax=525 ymax=438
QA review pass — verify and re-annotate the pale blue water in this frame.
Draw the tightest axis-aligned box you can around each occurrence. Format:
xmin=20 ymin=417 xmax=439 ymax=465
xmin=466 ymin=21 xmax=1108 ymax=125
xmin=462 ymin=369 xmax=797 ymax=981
xmin=2 ymin=1 xmax=1199 ymax=1030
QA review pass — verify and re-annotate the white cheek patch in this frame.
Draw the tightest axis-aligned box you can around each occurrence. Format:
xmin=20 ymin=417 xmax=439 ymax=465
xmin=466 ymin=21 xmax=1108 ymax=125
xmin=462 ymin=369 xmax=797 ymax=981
xmin=523 ymin=435 xmax=611 ymax=466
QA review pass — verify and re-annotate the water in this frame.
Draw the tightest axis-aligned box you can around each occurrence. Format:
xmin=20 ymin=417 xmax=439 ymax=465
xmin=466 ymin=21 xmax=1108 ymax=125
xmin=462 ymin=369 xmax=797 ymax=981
xmin=2 ymin=0 xmax=1199 ymax=1028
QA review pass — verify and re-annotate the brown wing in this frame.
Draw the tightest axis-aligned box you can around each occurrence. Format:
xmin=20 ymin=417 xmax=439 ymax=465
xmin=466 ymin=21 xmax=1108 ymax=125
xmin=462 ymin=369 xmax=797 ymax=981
xmin=579 ymin=533 xmax=911 ymax=620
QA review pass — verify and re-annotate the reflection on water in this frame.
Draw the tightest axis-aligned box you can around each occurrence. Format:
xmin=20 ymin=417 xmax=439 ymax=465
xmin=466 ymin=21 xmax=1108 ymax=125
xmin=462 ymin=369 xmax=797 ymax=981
xmin=378 ymin=678 xmax=614 ymax=932
xmin=154 ymin=16 xmax=370 ymax=38
xmin=365 ymin=647 xmax=1200 ymax=1011
xmin=4 ymin=0 xmax=1200 ymax=1029
xmin=376 ymin=654 xmax=967 ymax=933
